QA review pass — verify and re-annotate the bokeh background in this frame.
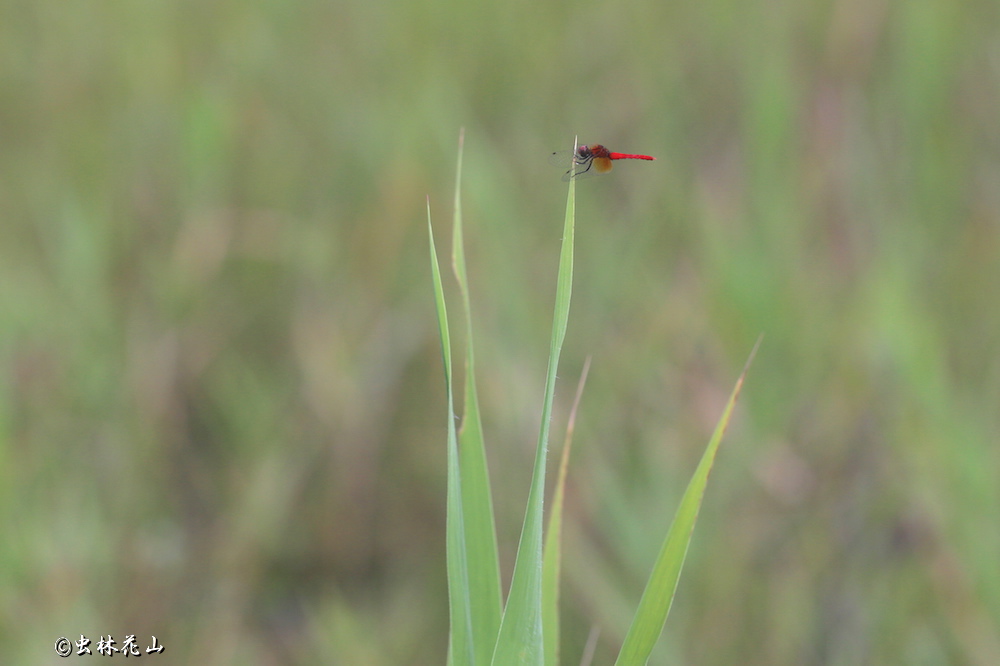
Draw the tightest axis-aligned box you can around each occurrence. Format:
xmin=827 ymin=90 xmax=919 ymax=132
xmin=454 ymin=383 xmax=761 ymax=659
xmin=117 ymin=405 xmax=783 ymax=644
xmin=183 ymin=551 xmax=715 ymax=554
xmin=3 ymin=0 xmax=999 ymax=663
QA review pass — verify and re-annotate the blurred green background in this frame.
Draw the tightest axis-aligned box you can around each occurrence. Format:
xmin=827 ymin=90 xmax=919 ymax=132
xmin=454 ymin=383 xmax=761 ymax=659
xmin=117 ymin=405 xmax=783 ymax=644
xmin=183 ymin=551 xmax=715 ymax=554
xmin=3 ymin=0 xmax=999 ymax=663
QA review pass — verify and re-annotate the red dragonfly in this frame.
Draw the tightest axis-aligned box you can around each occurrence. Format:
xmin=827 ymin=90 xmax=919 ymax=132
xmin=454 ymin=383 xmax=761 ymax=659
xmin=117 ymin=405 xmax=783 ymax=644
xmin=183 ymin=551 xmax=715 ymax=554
xmin=550 ymin=144 xmax=655 ymax=180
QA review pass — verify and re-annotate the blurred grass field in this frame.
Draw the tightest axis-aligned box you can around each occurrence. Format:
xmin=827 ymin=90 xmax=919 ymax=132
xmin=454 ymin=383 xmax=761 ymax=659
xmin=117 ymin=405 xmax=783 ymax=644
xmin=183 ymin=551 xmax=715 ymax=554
xmin=3 ymin=0 xmax=999 ymax=663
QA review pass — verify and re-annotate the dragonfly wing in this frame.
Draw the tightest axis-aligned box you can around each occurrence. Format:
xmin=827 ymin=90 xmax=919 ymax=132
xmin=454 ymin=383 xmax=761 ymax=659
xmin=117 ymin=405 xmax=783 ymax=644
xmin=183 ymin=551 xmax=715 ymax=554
xmin=549 ymin=150 xmax=576 ymax=168
xmin=592 ymin=156 xmax=614 ymax=174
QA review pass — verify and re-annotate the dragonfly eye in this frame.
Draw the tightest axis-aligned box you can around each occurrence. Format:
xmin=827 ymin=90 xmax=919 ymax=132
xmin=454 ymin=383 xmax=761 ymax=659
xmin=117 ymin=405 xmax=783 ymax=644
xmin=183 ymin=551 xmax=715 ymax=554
xmin=575 ymin=145 xmax=592 ymax=161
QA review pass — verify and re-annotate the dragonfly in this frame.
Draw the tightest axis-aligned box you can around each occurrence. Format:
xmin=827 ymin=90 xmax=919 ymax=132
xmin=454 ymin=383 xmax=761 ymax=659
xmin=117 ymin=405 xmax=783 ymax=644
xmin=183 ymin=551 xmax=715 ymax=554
xmin=550 ymin=144 xmax=656 ymax=180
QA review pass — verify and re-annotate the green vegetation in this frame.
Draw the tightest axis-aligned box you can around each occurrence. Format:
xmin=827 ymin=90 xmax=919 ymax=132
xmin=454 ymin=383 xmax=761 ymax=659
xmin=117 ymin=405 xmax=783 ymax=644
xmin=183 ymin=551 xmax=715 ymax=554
xmin=432 ymin=134 xmax=757 ymax=664
xmin=3 ymin=1 xmax=999 ymax=663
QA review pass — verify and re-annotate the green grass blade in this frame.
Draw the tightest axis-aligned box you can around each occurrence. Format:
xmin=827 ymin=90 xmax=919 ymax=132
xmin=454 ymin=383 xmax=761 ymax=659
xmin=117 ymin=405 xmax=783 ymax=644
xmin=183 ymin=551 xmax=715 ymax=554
xmin=614 ymin=336 xmax=762 ymax=666
xmin=492 ymin=144 xmax=577 ymax=665
xmin=429 ymin=199 xmax=475 ymax=666
xmin=543 ymin=356 xmax=591 ymax=666
xmin=450 ymin=129 xmax=503 ymax=663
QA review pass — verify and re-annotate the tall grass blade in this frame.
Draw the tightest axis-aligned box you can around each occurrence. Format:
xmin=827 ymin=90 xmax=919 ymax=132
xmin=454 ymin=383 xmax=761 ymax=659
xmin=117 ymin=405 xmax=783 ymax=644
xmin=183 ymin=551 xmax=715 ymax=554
xmin=492 ymin=140 xmax=578 ymax=664
xmin=451 ymin=128 xmax=504 ymax=663
xmin=614 ymin=336 xmax=762 ymax=666
xmin=543 ymin=357 xmax=591 ymax=666
xmin=429 ymin=199 xmax=475 ymax=665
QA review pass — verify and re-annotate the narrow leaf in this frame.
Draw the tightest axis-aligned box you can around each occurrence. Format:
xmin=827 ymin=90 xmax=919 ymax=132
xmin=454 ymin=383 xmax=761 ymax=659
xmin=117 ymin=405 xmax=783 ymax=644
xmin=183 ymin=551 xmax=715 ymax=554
xmin=543 ymin=356 xmax=592 ymax=666
xmin=492 ymin=140 xmax=578 ymax=665
xmin=451 ymin=128 xmax=504 ymax=664
xmin=614 ymin=336 xmax=762 ymax=666
xmin=429 ymin=200 xmax=475 ymax=665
